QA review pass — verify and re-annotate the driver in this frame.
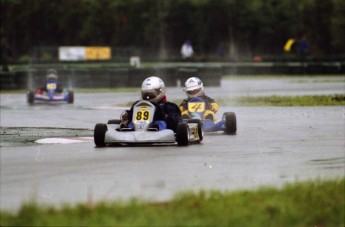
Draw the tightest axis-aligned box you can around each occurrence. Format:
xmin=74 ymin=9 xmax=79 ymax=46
xmin=179 ymin=77 xmax=219 ymax=120
xmin=36 ymin=69 xmax=63 ymax=94
xmin=120 ymin=76 xmax=182 ymax=132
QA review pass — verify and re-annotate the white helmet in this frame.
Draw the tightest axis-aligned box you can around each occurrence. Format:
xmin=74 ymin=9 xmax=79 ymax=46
xmin=184 ymin=77 xmax=204 ymax=98
xmin=46 ymin=69 xmax=58 ymax=80
xmin=141 ymin=76 xmax=166 ymax=103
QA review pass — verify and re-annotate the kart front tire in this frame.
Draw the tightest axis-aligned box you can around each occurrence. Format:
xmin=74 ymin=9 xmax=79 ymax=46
xmin=94 ymin=123 xmax=107 ymax=147
xmin=68 ymin=91 xmax=74 ymax=104
xmin=27 ymin=90 xmax=34 ymax=104
xmin=176 ymin=123 xmax=189 ymax=146
xmin=224 ymin=112 xmax=237 ymax=134
xmin=188 ymin=119 xmax=203 ymax=142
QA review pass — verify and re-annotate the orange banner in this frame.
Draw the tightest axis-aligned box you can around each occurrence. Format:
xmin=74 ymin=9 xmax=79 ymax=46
xmin=85 ymin=47 xmax=111 ymax=60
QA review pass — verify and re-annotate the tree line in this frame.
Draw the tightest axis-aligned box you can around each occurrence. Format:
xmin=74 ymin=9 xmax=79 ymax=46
xmin=1 ymin=0 xmax=344 ymax=61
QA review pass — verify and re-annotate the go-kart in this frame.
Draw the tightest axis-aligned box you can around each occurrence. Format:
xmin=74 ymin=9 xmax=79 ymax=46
xmin=182 ymin=97 xmax=237 ymax=134
xmin=94 ymin=100 xmax=203 ymax=147
xmin=27 ymin=79 xmax=74 ymax=104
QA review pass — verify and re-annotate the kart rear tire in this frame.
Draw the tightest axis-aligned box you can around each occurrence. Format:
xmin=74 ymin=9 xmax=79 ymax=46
xmin=187 ymin=119 xmax=203 ymax=142
xmin=68 ymin=91 xmax=74 ymax=104
xmin=176 ymin=123 xmax=189 ymax=146
xmin=107 ymin=119 xmax=121 ymax=124
xmin=94 ymin=123 xmax=107 ymax=147
xmin=224 ymin=112 xmax=237 ymax=134
xmin=27 ymin=90 xmax=34 ymax=104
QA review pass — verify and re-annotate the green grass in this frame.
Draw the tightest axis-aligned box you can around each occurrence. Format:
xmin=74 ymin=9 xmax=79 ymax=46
xmin=172 ymin=94 xmax=345 ymax=106
xmin=1 ymin=178 xmax=343 ymax=227
xmin=217 ymin=94 xmax=345 ymax=106
xmin=223 ymin=74 xmax=345 ymax=80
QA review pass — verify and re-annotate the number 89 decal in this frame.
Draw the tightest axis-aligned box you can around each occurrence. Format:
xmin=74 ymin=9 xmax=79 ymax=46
xmin=136 ymin=110 xmax=150 ymax=121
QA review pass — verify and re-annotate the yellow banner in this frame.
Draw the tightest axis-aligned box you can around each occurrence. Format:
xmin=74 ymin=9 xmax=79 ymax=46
xmin=85 ymin=47 xmax=111 ymax=60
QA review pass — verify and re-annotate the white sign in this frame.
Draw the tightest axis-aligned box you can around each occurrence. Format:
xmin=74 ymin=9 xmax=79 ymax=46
xmin=59 ymin=47 xmax=86 ymax=61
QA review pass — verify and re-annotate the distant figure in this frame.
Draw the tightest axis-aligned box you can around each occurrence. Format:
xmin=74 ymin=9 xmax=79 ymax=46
xmin=297 ymin=36 xmax=309 ymax=62
xmin=283 ymin=36 xmax=309 ymax=62
xmin=181 ymin=40 xmax=194 ymax=59
xmin=216 ymin=42 xmax=226 ymax=58
xmin=0 ymin=36 xmax=13 ymax=72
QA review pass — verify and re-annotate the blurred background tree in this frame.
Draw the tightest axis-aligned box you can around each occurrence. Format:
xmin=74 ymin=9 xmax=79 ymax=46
xmin=1 ymin=0 xmax=344 ymax=62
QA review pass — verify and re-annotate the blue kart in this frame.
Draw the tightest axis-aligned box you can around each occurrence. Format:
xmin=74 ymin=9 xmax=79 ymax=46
xmin=182 ymin=97 xmax=237 ymax=134
xmin=27 ymin=79 xmax=74 ymax=104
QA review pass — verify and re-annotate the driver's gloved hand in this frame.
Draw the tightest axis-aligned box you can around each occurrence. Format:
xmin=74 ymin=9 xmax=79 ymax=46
xmin=205 ymin=114 xmax=214 ymax=121
xmin=181 ymin=110 xmax=190 ymax=119
xmin=120 ymin=111 xmax=129 ymax=126
xmin=203 ymin=110 xmax=215 ymax=121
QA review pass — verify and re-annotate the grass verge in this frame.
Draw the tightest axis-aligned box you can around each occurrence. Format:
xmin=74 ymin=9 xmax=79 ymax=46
xmin=1 ymin=178 xmax=344 ymax=227
xmin=217 ymin=94 xmax=345 ymax=106
xmin=172 ymin=94 xmax=345 ymax=106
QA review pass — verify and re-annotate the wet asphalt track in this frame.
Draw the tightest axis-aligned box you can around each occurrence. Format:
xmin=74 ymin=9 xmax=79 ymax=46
xmin=1 ymin=76 xmax=344 ymax=211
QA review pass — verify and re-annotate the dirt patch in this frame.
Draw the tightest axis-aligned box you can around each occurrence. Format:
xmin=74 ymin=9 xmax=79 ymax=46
xmin=0 ymin=127 xmax=93 ymax=147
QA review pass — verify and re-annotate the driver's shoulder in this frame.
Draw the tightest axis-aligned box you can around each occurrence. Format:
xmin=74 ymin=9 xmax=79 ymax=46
xmin=187 ymin=96 xmax=207 ymax=102
xmin=164 ymin=102 xmax=181 ymax=113
xmin=200 ymin=95 xmax=215 ymax=102
xmin=166 ymin=101 xmax=179 ymax=108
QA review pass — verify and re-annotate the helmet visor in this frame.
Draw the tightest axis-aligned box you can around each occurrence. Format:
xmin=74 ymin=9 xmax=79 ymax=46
xmin=186 ymin=87 xmax=202 ymax=96
xmin=47 ymin=74 xmax=58 ymax=80
xmin=142 ymin=89 xmax=161 ymax=101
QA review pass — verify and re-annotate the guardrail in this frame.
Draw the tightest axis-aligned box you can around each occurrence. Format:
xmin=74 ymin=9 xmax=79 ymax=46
xmin=1 ymin=62 xmax=344 ymax=90
xmin=0 ymin=66 xmax=222 ymax=90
